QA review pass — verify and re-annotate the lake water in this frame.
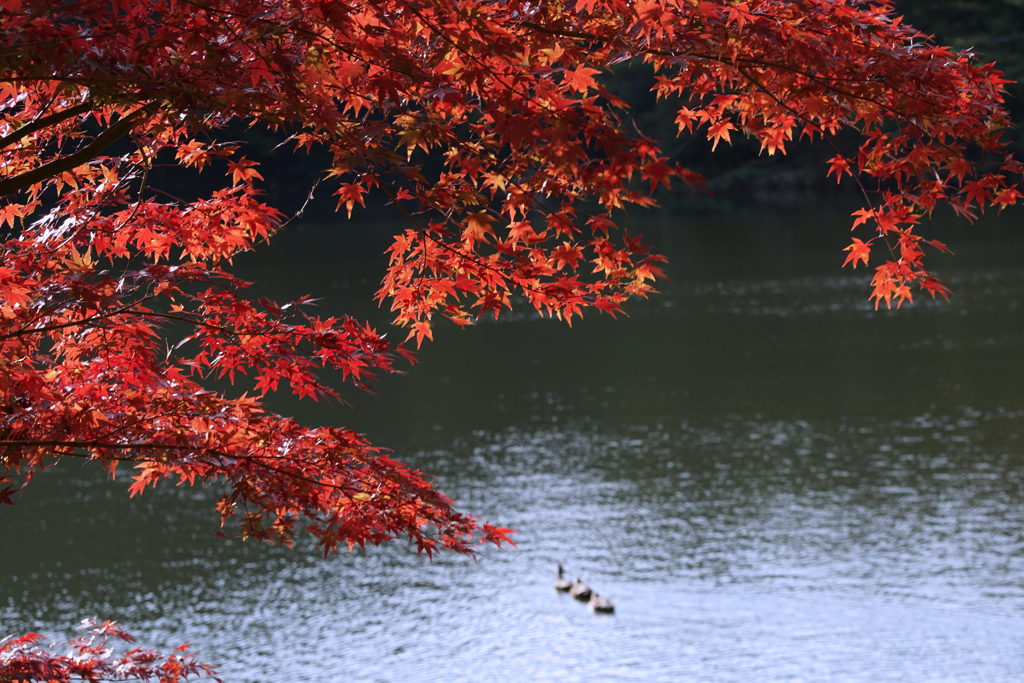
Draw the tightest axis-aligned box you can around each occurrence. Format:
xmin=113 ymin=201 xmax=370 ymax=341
xmin=3 ymin=207 xmax=1024 ymax=682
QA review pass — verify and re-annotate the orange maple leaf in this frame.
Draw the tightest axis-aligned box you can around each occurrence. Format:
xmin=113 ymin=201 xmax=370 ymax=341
xmin=463 ymin=212 xmax=496 ymax=246
xmin=335 ymin=182 xmax=368 ymax=219
xmin=726 ymin=2 xmax=754 ymax=28
xmin=408 ymin=321 xmax=433 ymax=347
xmin=826 ymin=155 xmax=851 ymax=184
xmin=565 ymin=65 xmax=600 ymax=93
xmin=707 ymin=120 xmax=735 ymax=151
xmin=226 ymin=157 xmax=263 ymax=186
xmin=843 ymin=238 xmax=871 ymax=268
xmin=994 ymin=187 xmax=1021 ymax=209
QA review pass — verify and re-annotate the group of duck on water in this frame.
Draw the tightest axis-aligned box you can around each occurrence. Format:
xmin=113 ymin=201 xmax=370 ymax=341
xmin=553 ymin=564 xmax=614 ymax=613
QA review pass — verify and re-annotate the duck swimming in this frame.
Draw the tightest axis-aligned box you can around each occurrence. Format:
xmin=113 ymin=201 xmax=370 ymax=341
xmin=553 ymin=564 xmax=572 ymax=592
xmin=588 ymin=593 xmax=615 ymax=614
xmin=569 ymin=577 xmax=592 ymax=601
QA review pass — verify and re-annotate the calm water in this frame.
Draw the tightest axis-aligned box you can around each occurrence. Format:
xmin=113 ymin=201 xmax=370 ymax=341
xmin=3 ymin=208 xmax=1024 ymax=682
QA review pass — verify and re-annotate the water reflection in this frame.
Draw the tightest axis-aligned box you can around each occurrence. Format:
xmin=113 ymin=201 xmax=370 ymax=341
xmin=2 ymin=209 xmax=1023 ymax=681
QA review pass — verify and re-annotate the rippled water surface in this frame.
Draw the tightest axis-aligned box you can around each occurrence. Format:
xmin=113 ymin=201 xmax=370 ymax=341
xmin=3 ymin=209 xmax=1024 ymax=681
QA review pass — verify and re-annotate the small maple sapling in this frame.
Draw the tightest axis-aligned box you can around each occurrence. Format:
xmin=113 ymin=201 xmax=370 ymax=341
xmin=1 ymin=0 xmax=1019 ymax=678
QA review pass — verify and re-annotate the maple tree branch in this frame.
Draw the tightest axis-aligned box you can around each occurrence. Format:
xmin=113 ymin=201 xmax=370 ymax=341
xmin=369 ymin=154 xmax=640 ymax=311
xmin=143 ymin=309 xmax=357 ymax=363
xmin=0 ymin=106 xmax=152 ymax=197
xmin=519 ymin=21 xmax=603 ymax=42
xmin=731 ymin=63 xmax=897 ymax=262
xmin=0 ymin=275 xmax=321 ymax=349
xmin=0 ymin=0 xmax=1012 ymax=570
xmin=114 ymin=135 xmax=152 ymax=231
xmin=0 ymin=101 xmax=94 ymax=150
xmin=655 ymin=49 xmax=942 ymax=132
xmin=0 ymin=440 xmax=371 ymax=498
xmin=275 ymin=179 xmax=321 ymax=230
xmin=0 ymin=295 xmax=157 ymax=341
xmin=133 ymin=310 xmax=237 ymax=335
xmin=0 ymin=439 xmax=199 ymax=451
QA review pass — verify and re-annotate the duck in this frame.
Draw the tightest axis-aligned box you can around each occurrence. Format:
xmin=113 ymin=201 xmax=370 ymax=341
xmin=569 ymin=577 xmax=592 ymax=601
xmin=553 ymin=564 xmax=572 ymax=592
xmin=588 ymin=593 xmax=615 ymax=614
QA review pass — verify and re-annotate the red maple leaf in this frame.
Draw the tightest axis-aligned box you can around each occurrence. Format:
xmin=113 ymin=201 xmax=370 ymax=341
xmin=0 ymin=484 xmax=18 ymax=506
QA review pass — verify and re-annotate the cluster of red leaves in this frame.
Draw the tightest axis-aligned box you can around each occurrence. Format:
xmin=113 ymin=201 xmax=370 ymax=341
xmin=0 ymin=0 xmax=1019 ymax=667
xmin=0 ymin=0 xmax=526 ymax=560
xmin=640 ymin=2 xmax=1020 ymax=307
xmin=0 ymin=240 xmax=506 ymax=554
xmin=0 ymin=618 xmax=218 ymax=682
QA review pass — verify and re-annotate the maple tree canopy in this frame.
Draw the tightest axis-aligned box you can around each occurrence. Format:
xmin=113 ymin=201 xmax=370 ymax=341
xmin=0 ymin=0 xmax=1021 ymax=673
